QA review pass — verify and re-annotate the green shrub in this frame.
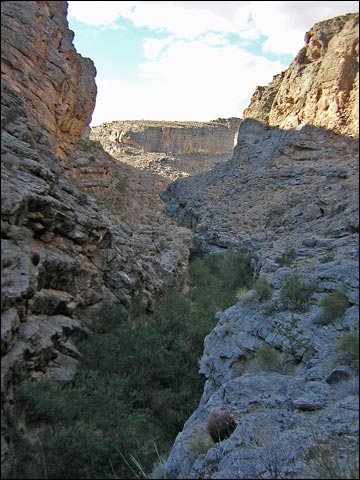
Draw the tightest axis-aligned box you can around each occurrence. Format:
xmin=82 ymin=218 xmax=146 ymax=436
xmin=253 ymin=277 xmax=272 ymax=302
xmin=276 ymin=248 xmax=297 ymax=266
xmin=246 ymin=345 xmax=292 ymax=374
xmin=262 ymin=301 xmax=281 ymax=316
xmin=78 ymin=139 xmax=95 ymax=152
xmin=19 ymin=251 xmax=254 ymax=479
xmin=5 ymin=428 xmax=42 ymax=479
xmin=336 ymin=331 xmax=359 ymax=371
xmin=189 ymin=251 xmax=253 ymax=312
xmin=274 ymin=315 xmax=312 ymax=361
xmin=115 ymin=178 xmax=128 ymax=194
xmin=280 ymin=273 xmax=315 ymax=312
xmin=319 ymin=289 xmax=350 ymax=323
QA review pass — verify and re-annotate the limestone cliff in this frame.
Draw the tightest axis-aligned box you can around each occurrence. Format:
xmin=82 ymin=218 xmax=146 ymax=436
xmin=92 ymin=118 xmax=241 ymax=155
xmin=243 ymin=13 xmax=359 ymax=137
xmin=91 ymin=118 xmax=241 ymax=181
xmin=1 ymin=2 xmax=191 ymax=477
xmin=161 ymin=13 xmax=359 ymax=479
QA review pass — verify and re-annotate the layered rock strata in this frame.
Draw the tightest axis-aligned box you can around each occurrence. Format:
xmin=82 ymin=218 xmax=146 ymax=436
xmin=92 ymin=118 xmax=241 ymax=156
xmin=1 ymin=2 xmax=191 ymax=477
xmin=1 ymin=1 xmax=96 ymax=159
xmin=161 ymin=12 xmax=359 ymax=479
xmin=243 ymin=13 xmax=358 ymax=137
xmin=91 ymin=118 xmax=242 ymax=182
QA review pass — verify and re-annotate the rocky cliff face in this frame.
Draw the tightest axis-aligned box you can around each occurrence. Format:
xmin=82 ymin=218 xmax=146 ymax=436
xmin=92 ymin=118 xmax=241 ymax=156
xmin=1 ymin=1 xmax=96 ymax=159
xmin=161 ymin=13 xmax=359 ymax=479
xmin=243 ymin=13 xmax=358 ymax=137
xmin=91 ymin=118 xmax=241 ymax=182
xmin=1 ymin=2 xmax=191 ymax=477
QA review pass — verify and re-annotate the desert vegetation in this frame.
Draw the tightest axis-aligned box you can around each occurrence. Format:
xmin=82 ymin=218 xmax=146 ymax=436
xmin=280 ymin=272 xmax=316 ymax=312
xmin=18 ymin=251 xmax=253 ymax=479
xmin=336 ymin=330 xmax=359 ymax=371
xmin=319 ymin=288 xmax=350 ymax=324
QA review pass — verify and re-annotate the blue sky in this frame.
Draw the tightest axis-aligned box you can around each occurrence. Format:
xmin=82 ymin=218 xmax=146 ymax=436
xmin=67 ymin=1 xmax=358 ymax=126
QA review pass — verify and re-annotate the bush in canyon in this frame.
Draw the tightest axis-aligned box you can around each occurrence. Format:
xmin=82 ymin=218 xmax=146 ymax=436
xmin=246 ymin=344 xmax=292 ymax=374
xmin=336 ymin=330 xmax=359 ymax=371
xmin=253 ymin=276 xmax=273 ymax=302
xmin=280 ymin=273 xmax=316 ymax=312
xmin=189 ymin=251 xmax=253 ymax=313
xmin=19 ymin=252 xmax=254 ymax=479
xmin=319 ymin=288 xmax=350 ymax=324
xmin=275 ymin=247 xmax=297 ymax=266
xmin=78 ymin=138 xmax=96 ymax=152
xmin=6 ymin=428 xmax=42 ymax=479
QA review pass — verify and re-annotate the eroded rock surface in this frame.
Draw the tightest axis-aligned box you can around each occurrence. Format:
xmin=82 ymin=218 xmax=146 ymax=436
xmin=91 ymin=118 xmax=241 ymax=181
xmin=161 ymin=13 xmax=359 ymax=479
xmin=244 ymin=13 xmax=359 ymax=137
xmin=92 ymin=118 xmax=241 ymax=155
xmin=1 ymin=1 xmax=96 ymax=159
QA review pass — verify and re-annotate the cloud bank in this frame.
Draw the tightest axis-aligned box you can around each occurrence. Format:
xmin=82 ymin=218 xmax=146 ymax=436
xmin=68 ymin=1 xmax=358 ymax=124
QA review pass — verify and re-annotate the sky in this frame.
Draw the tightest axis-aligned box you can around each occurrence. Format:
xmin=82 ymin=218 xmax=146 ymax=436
xmin=67 ymin=1 xmax=358 ymax=126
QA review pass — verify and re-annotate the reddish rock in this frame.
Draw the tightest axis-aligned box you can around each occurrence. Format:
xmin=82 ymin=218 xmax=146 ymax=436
xmin=1 ymin=0 xmax=96 ymax=158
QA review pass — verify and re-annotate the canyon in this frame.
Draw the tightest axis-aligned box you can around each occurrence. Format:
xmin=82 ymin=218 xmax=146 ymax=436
xmin=1 ymin=2 xmax=359 ymax=479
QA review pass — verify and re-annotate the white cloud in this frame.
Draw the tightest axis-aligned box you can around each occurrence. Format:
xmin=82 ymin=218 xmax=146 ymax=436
xmin=68 ymin=1 xmax=134 ymax=28
xmin=201 ymin=33 xmax=230 ymax=47
xmin=128 ymin=2 xmax=237 ymax=38
xmin=143 ymin=37 xmax=175 ymax=60
xmin=91 ymin=42 xmax=285 ymax=124
xmin=69 ymin=1 xmax=359 ymax=54
xmin=68 ymin=1 xmax=359 ymax=123
xmin=247 ymin=1 xmax=359 ymax=55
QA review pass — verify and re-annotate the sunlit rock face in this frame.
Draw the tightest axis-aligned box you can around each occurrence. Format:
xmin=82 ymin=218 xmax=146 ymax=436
xmin=1 ymin=0 xmax=96 ymax=159
xmin=243 ymin=13 xmax=359 ymax=137
xmin=91 ymin=118 xmax=242 ymax=182
xmin=92 ymin=118 xmax=241 ymax=156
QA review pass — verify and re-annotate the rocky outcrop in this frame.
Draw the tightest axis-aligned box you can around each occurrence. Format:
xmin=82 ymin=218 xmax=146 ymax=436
xmin=243 ymin=13 xmax=359 ymax=137
xmin=91 ymin=119 xmax=242 ymax=182
xmin=161 ymin=13 xmax=359 ymax=479
xmin=1 ymin=1 xmax=96 ymax=159
xmin=92 ymin=118 xmax=241 ymax=156
xmin=1 ymin=2 xmax=192 ymax=477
